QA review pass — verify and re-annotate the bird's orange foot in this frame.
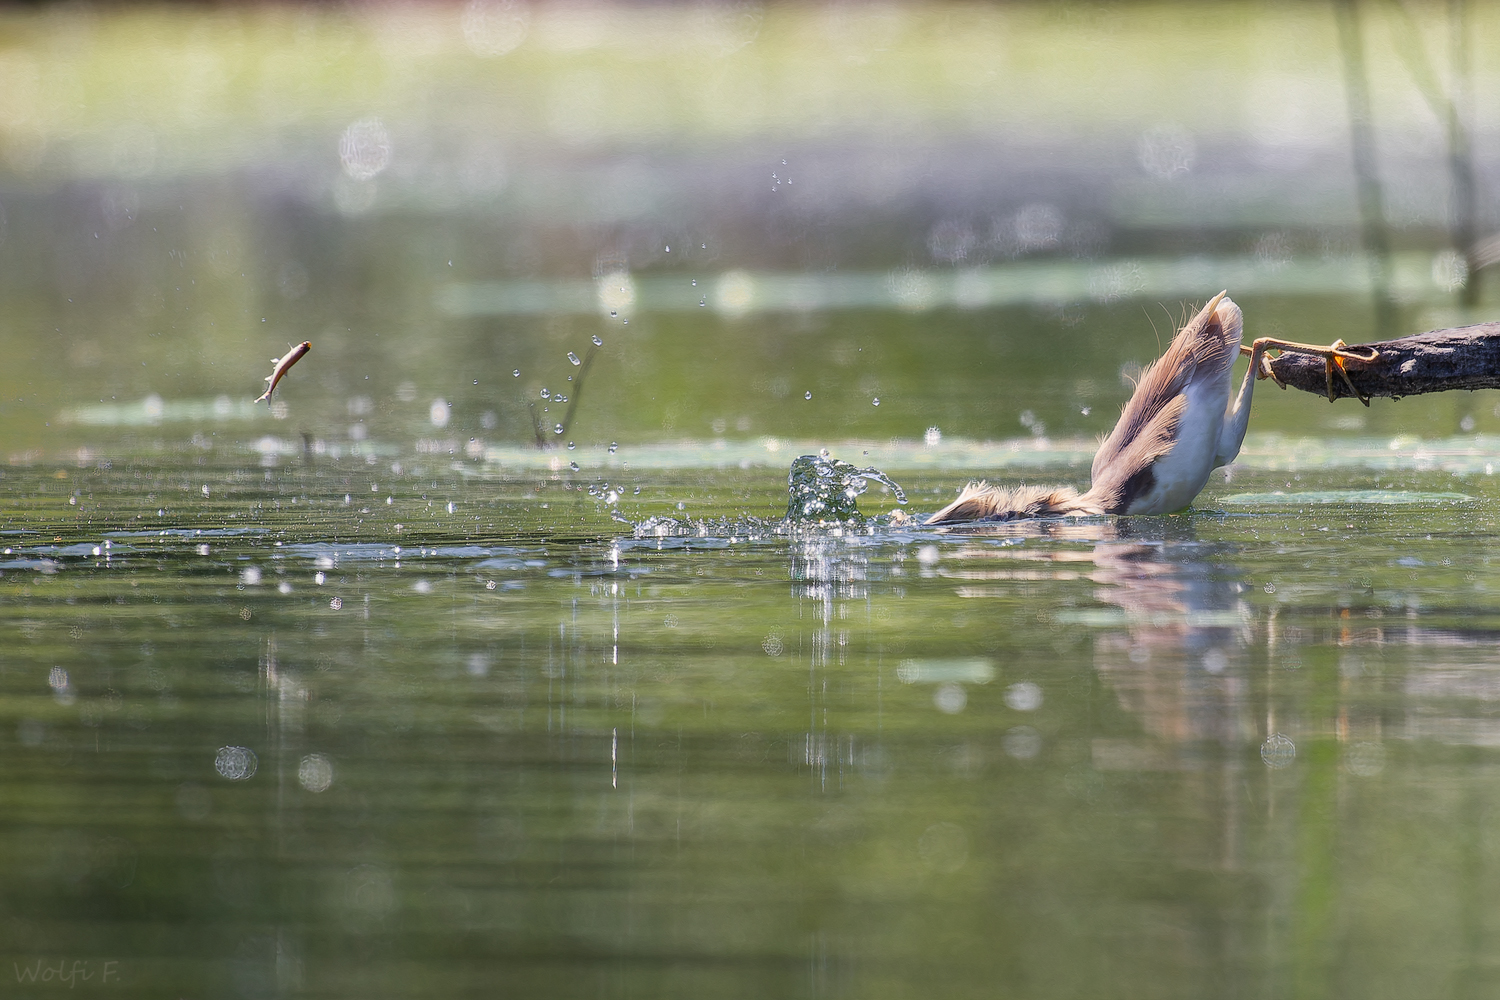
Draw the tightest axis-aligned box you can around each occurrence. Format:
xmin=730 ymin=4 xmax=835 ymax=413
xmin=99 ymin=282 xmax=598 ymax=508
xmin=1324 ymin=340 xmax=1373 ymax=406
xmin=1249 ymin=337 xmax=1380 ymax=405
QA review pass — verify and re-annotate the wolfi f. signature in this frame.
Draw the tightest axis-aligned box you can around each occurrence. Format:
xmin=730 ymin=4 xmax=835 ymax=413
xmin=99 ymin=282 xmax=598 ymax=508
xmin=13 ymin=958 xmax=120 ymax=987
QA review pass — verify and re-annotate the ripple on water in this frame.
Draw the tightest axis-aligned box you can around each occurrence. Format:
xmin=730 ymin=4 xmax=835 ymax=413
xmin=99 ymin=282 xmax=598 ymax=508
xmin=0 ymin=558 xmax=60 ymax=571
xmin=1218 ymin=490 xmax=1475 ymax=506
xmin=32 ymin=543 xmax=129 ymax=557
xmin=283 ymin=542 xmax=542 ymax=564
xmin=104 ymin=527 xmax=268 ymax=538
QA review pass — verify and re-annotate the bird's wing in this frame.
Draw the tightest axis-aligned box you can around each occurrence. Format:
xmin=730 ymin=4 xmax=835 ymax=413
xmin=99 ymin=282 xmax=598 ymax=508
xmin=1091 ymin=292 xmax=1237 ymax=485
xmin=1083 ymin=392 xmax=1189 ymax=513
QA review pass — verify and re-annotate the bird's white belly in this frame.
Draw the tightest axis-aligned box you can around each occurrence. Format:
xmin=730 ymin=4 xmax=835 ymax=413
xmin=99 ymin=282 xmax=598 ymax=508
xmin=1125 ymin=381 xmax=1226 ymax=514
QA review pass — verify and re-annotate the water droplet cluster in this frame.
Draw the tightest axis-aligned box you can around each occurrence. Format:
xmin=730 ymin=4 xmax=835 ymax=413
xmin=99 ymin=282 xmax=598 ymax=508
xmin=784 ymin=452 xmax=908 ymax=524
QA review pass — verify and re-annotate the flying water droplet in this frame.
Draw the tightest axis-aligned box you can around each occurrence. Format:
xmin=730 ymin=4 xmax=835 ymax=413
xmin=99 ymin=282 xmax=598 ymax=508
xmin=608 ymin=442 xmax=618 ymax=454
xmin=569 ymin=462 xmax=579 ymax=471
xmin=664 ymin=245 xmax=671 ymax=252
xmin=540 ymin=388 xmax=550 ymax=399
xmin=610 ymin=311 xmax=617 ymax=318
xmin=567 ymin=352 xmax=581 ymax=366
xmin=805 ymin=391 xmax=813 ymax=400
xmin=567 ymin=441 xmax=575 ymax=450
xmin=512 ymin=369 xmax=520 ymax=377
xmin=592 ymin=335 xmax=603 ymax=346
xmin=872 ymin=397 xmax=881 ymax=406
xmin=699 ymin=298 xmax=706 ymax=307
xmin=474 ymin=379 xmax=479 ymax=385
xmin=1260 ymin=733 xmax=1296 ymax=769
xmin=691 ymin=279 xmax=697 ymax=286
xmin=554 ymin=424 xmax=564 ymax=434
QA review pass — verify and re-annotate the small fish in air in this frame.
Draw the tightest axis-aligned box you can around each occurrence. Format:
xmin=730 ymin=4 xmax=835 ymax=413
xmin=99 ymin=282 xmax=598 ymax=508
xmin=255 ymin=341 xmax=311 ymax=404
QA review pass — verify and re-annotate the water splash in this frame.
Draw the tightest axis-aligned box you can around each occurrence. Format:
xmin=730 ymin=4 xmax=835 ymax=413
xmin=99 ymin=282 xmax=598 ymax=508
xmin=785 ymin=452 xmax=907 ymax=524
xmin=629 ymin=514 xmax=781 ymax=540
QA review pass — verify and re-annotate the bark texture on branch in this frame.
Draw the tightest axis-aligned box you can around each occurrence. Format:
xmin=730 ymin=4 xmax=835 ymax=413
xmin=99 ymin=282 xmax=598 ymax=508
xmin=1264 ymin=323 xmax=1500 ymax=400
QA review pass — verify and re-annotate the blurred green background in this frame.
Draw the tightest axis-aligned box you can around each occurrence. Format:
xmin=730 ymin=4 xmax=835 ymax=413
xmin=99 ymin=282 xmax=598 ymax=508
xmin=1 ymin=0 xmax=1498 ymax=464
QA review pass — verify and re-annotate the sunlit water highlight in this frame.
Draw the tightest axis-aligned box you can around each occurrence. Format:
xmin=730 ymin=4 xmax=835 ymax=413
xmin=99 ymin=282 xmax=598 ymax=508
xmin=436 ymin=252 xmax=1462 ymax=318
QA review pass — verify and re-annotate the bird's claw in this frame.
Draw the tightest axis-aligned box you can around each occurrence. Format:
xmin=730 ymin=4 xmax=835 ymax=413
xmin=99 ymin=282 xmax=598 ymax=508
xmin=1326 ymin=340 xmax=1375 ymax=406
xmin=1254 ymin=351 xmax=1286 ymax=387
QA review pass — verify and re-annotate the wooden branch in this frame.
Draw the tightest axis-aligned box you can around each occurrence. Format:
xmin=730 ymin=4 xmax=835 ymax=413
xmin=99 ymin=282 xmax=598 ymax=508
xmin=1264 ymin=323 xmax=1500 ymax=401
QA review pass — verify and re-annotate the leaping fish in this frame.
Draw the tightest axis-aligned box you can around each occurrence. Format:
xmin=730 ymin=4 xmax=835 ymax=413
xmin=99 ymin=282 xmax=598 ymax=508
xmin=255 ymin=341 xmax=311 ymax=404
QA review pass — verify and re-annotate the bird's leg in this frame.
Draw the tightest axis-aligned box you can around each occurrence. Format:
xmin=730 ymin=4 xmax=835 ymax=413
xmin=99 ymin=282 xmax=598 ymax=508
xmin=1239 ymin=337 xmax=1380 ymax=405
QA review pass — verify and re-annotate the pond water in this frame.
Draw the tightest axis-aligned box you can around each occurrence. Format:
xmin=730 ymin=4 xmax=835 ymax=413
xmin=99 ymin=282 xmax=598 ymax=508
xmin=7 ymin=2 xmax=1500 ymax=997
xmin=4 ymin=449 xmax=1500 ymax=998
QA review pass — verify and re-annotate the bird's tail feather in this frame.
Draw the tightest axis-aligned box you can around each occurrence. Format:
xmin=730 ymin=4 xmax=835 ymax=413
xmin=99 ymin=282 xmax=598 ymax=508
xmin=925 ymin=481 xmax=1103 ymax=524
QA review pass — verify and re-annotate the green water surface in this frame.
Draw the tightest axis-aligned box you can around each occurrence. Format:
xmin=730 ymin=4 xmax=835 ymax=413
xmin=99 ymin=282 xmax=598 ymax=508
xmin=4 ymin=456 xmax=1500 ymax=998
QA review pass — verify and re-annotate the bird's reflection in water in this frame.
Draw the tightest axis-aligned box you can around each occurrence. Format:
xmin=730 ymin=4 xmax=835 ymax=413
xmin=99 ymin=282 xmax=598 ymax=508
xmin=942 ymin=516 xmax=1253 ymax=750
xmin=939 ymin=516 xmax=1253 ymax=869
xmin=1085 ymin=526 xmax=1253 ymax=873
xmin=1087 ymin=528 xmax=1255 ymax=752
